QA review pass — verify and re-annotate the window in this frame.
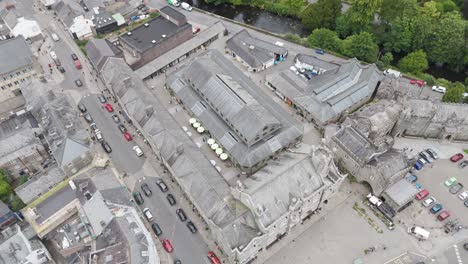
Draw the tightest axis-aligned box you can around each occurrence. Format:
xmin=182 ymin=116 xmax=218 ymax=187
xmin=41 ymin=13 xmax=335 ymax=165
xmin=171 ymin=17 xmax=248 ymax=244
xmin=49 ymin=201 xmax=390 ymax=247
xmin=16 ymin=72 xmax=20 ymax=76
xmin=14 ymin=81 xmax=19 ymax=85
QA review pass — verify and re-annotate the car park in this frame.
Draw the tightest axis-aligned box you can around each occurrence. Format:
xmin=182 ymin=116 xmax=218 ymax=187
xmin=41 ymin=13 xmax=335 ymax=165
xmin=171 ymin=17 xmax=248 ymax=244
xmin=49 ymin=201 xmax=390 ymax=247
xmin=112 ymin=114 xmax=120 ymax=123
xmin=166 ymin=194 xmax=176 ymax=206
xmin=162 ymin=239 xmax=174 ymax=253
xmin=416 ymin=189 xmax=429 ymax=200
xmin=420 ymin=151 xmax=433 ymax=163
xmin=430 ymin=203 xmax=443 ymax=214
xmin=186 ymin=221 xmax=197 ymax=233
xmin=444 ymin=177 xmax=457 ymax=187
xmin=133 ymin=146 xmax=143 ymax=157
xmin=425 ymin=149 xmax=438 ymax=159
xmin=141 ymin=183 xmax=152 ymax=197
xmin=143 ymin=208 xmax=153 ymax=221
xmin=133 ymin=191 xmax=144 ymax=205
xmin=176 ymin=208 xmax=187 ymax=221
xmin=450 ymin=153 xmax=464 ymax=162
xmin=104 ymin=103 xmax=114 ymax=112
xmin=406 ymin=174 xmax=418 ymax=183
xmin=101 ymin=141 xmax=112 ymax=153
xmin=431 ymin=86 xmax=446 ymax=93
xmin=151 ymin=223 xmax=162 ymax=236
xmin=118 ymin=124 xmax=127 ymax=133
xmin=422 ymin=196 xmax=436 ymax=207
xmin=75 ymin=79 xmax=83 ymax=87
xmin=124 ymin=132 xmax=132 ymax=141
xmin=156 ymin=179 xmax=168 ymax=192
xmin=458 ymin=160 xmax=468 ymax=168
xmin=98 ymin=94 xmax=107 ymax=103
xmin=449 ymin=183 xmax=463 ymax=194
xmin=78 ymin=104 xmax=87 ymax=113
xmin=207 ymin=252 xmax=221 ymax=264
xmin=437 ymin=211 xmax=450 ymax=221
xmin=458 ymin=191 xmax=468 ymax=200
xmin=84 ymin=113 xmax=93 ymax=123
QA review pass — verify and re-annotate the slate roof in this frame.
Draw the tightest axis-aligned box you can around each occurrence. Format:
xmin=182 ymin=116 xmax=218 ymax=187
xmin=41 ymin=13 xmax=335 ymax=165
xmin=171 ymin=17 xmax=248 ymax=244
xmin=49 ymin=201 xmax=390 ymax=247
xmin=0 ymin=36 xmax=33 ymax=74
xmin=35 ymin=185 xmax=76 ymax=224
xmin=368 ymin=150 xmax=409 ymax=180
xmin=82 ymin=191 xmax=114 ymax=237
xmin=383 ymin=178 xmax=418 ymax=207
xmin=226 ymin=29 xmax=287 ymax=69
xmin=160 ymin=6 xmax=186 ymax=22
xmin=167 ymin=50 xmax=303 ymax=167
xmin=15 ymin=167 xmax=66 ymax=204
xmin=0 ymin=201 xmax=11 ymax=216
xmin=55 ymin=1 xmax=79 ymax=28
xmin=267 ymin=58 xmax=381 ymax=125
xmin=332 ymin=126 xmax=379 ymax=164
xmin=295 ymin=53 xmax=340 ymax=70
xmin=56 ymin=137 xmax=90 ymax=167
xmin=85 ymin=38 xmax=122 ymax=71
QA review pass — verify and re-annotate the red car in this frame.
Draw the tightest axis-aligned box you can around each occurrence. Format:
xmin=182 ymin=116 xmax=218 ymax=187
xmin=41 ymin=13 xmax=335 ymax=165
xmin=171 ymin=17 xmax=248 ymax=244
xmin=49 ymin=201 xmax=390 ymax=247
xmin=193 ymin=27 xmax=200 ymax=34
xmin=410 ymin=79 xmax=424 ymax=87
xmin=207 ymin=251 xmax=220 ymax=264
xmin=74 ymin=59 xmax=82 ymax=70
xmin=162 ymin=239 xmax=174 ymax=253
xmin=437 ymin=211 xmax=450 ymax=221
xmin=124 ymin=131 xmax=132 ymax=141
xmin=415 ymin=189 xmax=429 ymax=200
xmin=104 ymin=103 xmax=114 ymax=112
xmin=450 ymin=153 xmax=464 ymax=162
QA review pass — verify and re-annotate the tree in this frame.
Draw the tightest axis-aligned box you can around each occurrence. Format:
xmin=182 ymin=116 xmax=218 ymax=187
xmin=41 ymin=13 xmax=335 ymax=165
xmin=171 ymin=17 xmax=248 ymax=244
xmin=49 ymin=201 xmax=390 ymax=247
xmin=443 ymin=83 xmax=465 ymax=102
xmin=306 ymin=28 xmax=343 ymax=52
xmin=10 ymin=195 xmax=25 ymax=211
xmin=380 ymin=52 xmax=394 ymax=67
xmin=397 ymin=50 xmax=429 ymax=74
xmin=337 ymin=0 xmax=383 ymax=35
xmin=426 ymin=12 xmax=466 ymax=71
xmin=421 ymin=1 xmax=441 ymax=18
xmin=342 ymin=32 xmax=379 ymax=62
xmin=382 ymin=16 xmax=413 ymax=53
xmin=380 ymin=0 xmax=419 ymax=23
xmin=301 ymin=0 xmax=342 ymax=31
xmin=0 ymin=180 xmax=11 ymax=203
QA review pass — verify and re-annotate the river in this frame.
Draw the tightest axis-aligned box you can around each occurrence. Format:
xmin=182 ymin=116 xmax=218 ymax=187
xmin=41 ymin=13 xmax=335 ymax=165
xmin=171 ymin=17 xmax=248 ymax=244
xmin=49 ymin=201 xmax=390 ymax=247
xmin=186 ymin=0 xmax=466 ymax=82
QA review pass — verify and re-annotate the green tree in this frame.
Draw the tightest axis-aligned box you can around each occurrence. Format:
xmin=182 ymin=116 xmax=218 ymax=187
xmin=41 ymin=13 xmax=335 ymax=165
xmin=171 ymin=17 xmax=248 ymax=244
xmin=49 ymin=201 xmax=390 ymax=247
xmin=442 ymin=83 xmax=465 ymax=102
xmin=301 ymin=0 xmax=342 ymax=31
xmin=10 ymin=195 xmax=25 ymax=211
xmin=380 ymin=0 xmax=419 ymax=23
xmin=426 ymin=12 xmax=466 ymax=71
xmin=342 ymin=32 xmax=379 ymax=62
xmin=409 ymin=14 xmax=433 ymax=51
xmin=0 ymin=180 xmax=12 ymax=203
xmin=382 ymin=16 xmax=413 ymax=53
xmin=306 ymin=28 xmax=343 ymax=52
xmin=337 ymin=0 xmax=383 ymax=35
xmin=421 ymin=1 xmax=441 ymax=18
xmin=380 ymin=52 xmax=394 ymax=67
xmin=397 ymin=50 xmax=429 ymax=74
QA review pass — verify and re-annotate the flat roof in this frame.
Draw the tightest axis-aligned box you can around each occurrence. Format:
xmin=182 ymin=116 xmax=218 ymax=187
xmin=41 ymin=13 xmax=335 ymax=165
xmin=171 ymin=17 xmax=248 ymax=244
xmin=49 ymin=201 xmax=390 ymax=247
xmin=119 ymin=16 xmax=190 ymax=53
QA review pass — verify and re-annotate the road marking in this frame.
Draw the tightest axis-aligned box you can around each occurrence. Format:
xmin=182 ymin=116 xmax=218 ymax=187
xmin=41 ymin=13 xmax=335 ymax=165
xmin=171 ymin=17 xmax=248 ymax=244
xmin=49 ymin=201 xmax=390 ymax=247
xmin=453 ymin=245 xmax=463 ymax=264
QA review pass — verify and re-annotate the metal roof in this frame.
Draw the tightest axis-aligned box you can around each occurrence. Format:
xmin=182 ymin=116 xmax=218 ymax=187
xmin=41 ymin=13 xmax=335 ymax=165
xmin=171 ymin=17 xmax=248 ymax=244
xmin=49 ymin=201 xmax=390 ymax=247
xmin=0 ymin=36 xmax=33 ymax=74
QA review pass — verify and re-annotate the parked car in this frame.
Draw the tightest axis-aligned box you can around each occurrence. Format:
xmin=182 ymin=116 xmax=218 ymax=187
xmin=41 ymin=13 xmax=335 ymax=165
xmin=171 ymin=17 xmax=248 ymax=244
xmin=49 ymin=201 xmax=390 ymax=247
xmin=133 ymin=145 xmax=143 ymax=157
xmin=186 ymin=221 xmax=197 ymax=233
xmin=420 ymin=151 xmax=433 ymax=163
xmin=449 ymin=183 xmax=463 ymax=194
xmin=410 ymin=79 xmax=424 ymax=87
xmin=426 ymin=149 xmax=439 ymax=159
xmin=192 ymin=27 xmax=201 ymax=34
xmin=95 ymin=131 xmax=103 ymax=142
xmin=118 ymin=124 xmax=127 ymax=133
xmin=151 ymin=223 xmax=162 ymax=236
xmin=78 ymin=104 xmax=87 ymax=113
xmin=74 ymin=59 xmax=82 ymax=70
xmin=417 ymin=157 xmax=427 ymax=164
xmin=98 ymin=94 xmax=107 ymax=103
xmin=464 ymin=243 xmax=468 ymax=250
xmin=71 ymin=53 xmax=78 ymax=60
xmin=465 ymin=200 xmax=468 ymax=207
xmin=104 ymin=103 xmax=114 ymax=112
xmin=207 ymin=252 xmax=221 ymax=264
xmin=156 ymin=179 xmax=168 ymax=192
xmin=57 ymin=66 xmax=65 ymax=73
xmin=458 ymin=160 xmax=468 ymax=168
xmin=112 ymin=114 xmax=120 ymax=123
xmin=430 ymin=203 xmax=443 ymax=214
xmin=90 ymin=123 xmax=98 ymax=132
xmin=315 ymin=49 xmax=325 ymax=55
xmin=414 ymin=160 xmax=424 ymax=170
xmin=437 ymin=211 xmax=450 ymax=221
xmin=75 ymin=79 xmax=83 ymax=87
xmin=174 ymin=260 xmax=182 ymax=264
xmin=431 ymin=86 xmax=446 ymax=93
xmin=406 ymin=174 xmax=418 ymax=183
xmin=416 ymin=189 xmax=429 ymax=200
xmin=141 ymin=183 xmax=152 ymax=197
xmin=162 ymin=239 xmax=174 ymax=253
xmin=422 ymin=196 xmax=436 ymax=207
xmin=458 ymin=191 xmax=468 ymax=200
xmin=383 ymin=69 xmax=401 ymax=78
xmin=143 ymin=208 xmax=153 ymax=221
xmin=444 ymin=177 xmax=457 ymax=187
xmin=176 ymin=208 xmax=187 ymax=221
xmin=84 ymin=113 xmax=93 ymax=123
xmin=101 ymin=141 xmax=112 ymax=153
xmin=181 ymin=2 xmax=192 ymax=11
xmin=133 ymin=191 xmax=144 ymax=205
xmin=450 ymin=153 xmax=464 ymax=162
xmin=124 ymin=131 xmax=132 ymax=141
xmin=166 ymin=194 xmax=176 ymax=206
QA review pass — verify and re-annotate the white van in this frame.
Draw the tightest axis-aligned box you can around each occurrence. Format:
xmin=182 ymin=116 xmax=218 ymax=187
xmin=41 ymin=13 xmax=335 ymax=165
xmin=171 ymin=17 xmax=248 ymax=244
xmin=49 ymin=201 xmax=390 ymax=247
xmin=51 ymin=33 xmax=60 ymax=42
xmin=143 ymin=208 xmax=153 ymax=221
xmin=408 ymin=226 xmax=430 ymax=240
xmin=133 ymin=145 xmax=143 ymax=157
xmin=431 ymin=86 xmax=446 ymax=94
xmin=95 ymin=131 xmax=103 ymax=142
xmin=383 ymin=69 xmax=401 ymax=78
xmin=181 ymin=2 xmax=192 ymax=11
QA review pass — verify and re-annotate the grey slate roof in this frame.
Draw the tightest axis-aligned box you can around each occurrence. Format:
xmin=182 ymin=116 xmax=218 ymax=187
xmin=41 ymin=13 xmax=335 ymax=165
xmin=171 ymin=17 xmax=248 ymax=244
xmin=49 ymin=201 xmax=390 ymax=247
xmin=295 ymin=53 xmax=340 ymax=70
xmin=0 ymin=201 xmax=11 ymax=216
xmin=0 ymin=36 xmax=33 ymax=74
xmin=56 ymin=137 xmax=90 ymax=167
xmin=167 ymin=50 xmax=303 ymax=167
xmin=384 ymin=178 xmax=418 ymax=207
xmin=55 ymin=1 xmax=78 ymax=28
xmin=226 ymin=29 xmax=287 ymax=69
xmin=15 ymin=167 xmax=66 ymax=204
xmin=160 ymin=6 xmax=186 ymax=22
xmin=332 ymin=126 xmax=379 ymax=164
xmin=368 ymin=150 xmax=410 ymax=180
xmin=85 ymin=38 xmax=122 ymax=71
xmin=267 ymin=58 xmax=381 ymax=125
xmin=119 ymin=15 xmax=191 ymax=53
xmin=35 ymin=185 xmax=76 ymax=224
xmin=82 ymin=191 xmax=114 ymax=237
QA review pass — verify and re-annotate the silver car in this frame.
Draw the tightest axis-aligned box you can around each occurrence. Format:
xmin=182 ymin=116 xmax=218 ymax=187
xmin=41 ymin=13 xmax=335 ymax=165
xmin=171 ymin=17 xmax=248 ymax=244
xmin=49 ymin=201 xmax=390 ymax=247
xmin=420 ymin=151 xmax=433 ymax=163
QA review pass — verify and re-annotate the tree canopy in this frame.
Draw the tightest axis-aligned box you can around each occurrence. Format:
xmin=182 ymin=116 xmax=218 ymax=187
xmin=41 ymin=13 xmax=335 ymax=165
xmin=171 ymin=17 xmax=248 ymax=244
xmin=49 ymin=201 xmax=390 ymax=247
xmin=306 ymin=28 xmax=343 ymax=52
xmin=342 ymin=32 xmax=379 ymax=63
xmin=397 ymin=50 xmax=429 ymax=74
xmin=301 ymin=0 xmax=342 ymax=31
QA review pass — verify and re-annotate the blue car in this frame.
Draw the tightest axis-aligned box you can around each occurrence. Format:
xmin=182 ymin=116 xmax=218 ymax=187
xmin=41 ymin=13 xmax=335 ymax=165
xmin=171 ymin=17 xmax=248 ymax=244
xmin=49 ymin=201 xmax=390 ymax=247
xmin=430 ymin=203 xmax=443 ymax=214
xmin=315 ymin=49 xmax=325 ymax=55
xmin=406 ymin=175 xmax=418 ymax=183
xmin=414 ymin=160 xmax=424 ymax=170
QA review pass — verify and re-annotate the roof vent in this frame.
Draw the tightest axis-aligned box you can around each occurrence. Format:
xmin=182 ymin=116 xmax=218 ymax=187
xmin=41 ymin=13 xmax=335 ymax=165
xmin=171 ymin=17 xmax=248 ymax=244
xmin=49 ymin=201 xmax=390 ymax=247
xmin=151 ymin=40 xmax=156 ymax=44
xmin=144 ymin=23 xmax=149 ymax=27
xmin=127 ymin=32 xmax=132 ymax=35
xmin=162 ymin=34 xmax=166 ymax=38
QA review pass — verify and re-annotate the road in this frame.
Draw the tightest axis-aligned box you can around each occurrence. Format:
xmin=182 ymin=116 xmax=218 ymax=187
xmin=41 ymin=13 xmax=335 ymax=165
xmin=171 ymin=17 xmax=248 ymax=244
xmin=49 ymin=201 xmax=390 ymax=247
xmin=136 ymin=177 xmax=212 ymax=264
xmin=442 ymin=240 xmax=468 ymax=264
xmin=80 ymin=94 xmax=145 ymax=173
